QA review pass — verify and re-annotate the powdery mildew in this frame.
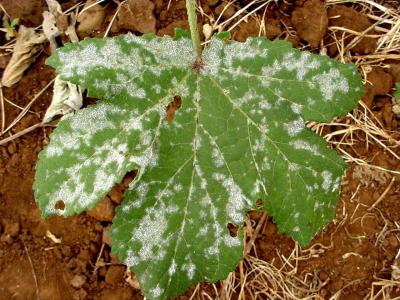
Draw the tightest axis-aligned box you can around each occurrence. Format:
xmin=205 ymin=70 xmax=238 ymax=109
xmin=35 ymin=33 xmax=363 ymax=300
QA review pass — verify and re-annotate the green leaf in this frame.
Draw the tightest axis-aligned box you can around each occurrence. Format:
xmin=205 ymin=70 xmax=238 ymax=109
xmin=34 ymin=32 xmax=363 ymax=299
xmin=394 ymin=82 xmax=400 ymax=99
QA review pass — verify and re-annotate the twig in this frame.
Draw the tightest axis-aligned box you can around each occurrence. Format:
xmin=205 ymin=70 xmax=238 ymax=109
xmin=23 ymin=243 xmax=40 ymax=300
xmin=0 ymin=122 xmax=46 ymax=146
xmin=93 ymin=243 xmax=105 ymax=274
xmin=368 ymin=177 xmax=396 ymax=211
xmin=1 ymin=78 xmax=55 ymax=136
xmin=0 ymin=86 xmax=5 ymax=134
xmin=245 ymin=212 xmax=267 ymax=255
xmin=104 ymin=0 xmax=127 ymax=38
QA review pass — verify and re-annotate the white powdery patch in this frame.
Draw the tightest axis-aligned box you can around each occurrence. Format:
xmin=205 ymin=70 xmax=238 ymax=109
xmin=45 ymin=136 xmax=131 ymax=215
xmin=211 ymin=148 xmax=224 ymax=168
xmin=288 ymin=162 xmax=299 ymax=171
xmin=129 ymin=144 xmax=159 ymax=173
xmin=124 ymin=182 xmax=149 ymax=211
xmin=102 ymin=141 xmax=128 ymax=169
xmin=182 ymin=262 xmax=196 ymax=280
xmin=124 ymin=33 xmax=195 ymax=68
xmin=69 ymin=103 xmax=122 ymax=132
xmin=173 ymin=183 xmax=183 ymax=192
xmin=45 ymin=103 xmax=124 ymax=158
xmin=252 ymin=134 xmax=267 ymax=153
xmin=286 ymin=117 xmax=305 ymax=137
xmin=237 ymin=89 xmax=256 ymax=107
xmin=202 ymin=38 xmax=223 ymax=76
xmin=194 ymin=163 xmax=208 ymax=190
xmin=283 ymin=52 xmax=321 ymax=80
xmin=222 ymin=40 xmax=258 ymax=69
xmin=261 ymin=60 xmax=282 ymax=78
xmin=321 ymin=170 xmax=333 ymax=192
xmin=168 ymin=259 xmax=177 ymax=276
xmin=289 ymin=139 xmax=322 ymax=157
xmin=131 ymin=209 xmax=168 ymax=263
xmin=198 ymin=224 xmax=209 ymax=237
xmin=152 ymin=285 xmax=164 ymax=298
xmin=126 ymin=85 xmax=146 ymax=99
xmin=212 ymin=173 xmax=252 ymax=224
xmin=125 ymin=249 xmax=138 ymax=267
xmin=223 ymin=235 xmax=241 ymax=247
xmin=259 ymin=99 xmax=272 ymax=110
xmin=261 ymin=157 xmax=271 ymax=171
xmin=314 ymin=201 xmax=322 ymax=212
xmin=312 ymin=68 xmax=349 ymax=101
xmin=331 ymin=177 xmax=340 ymax=192
xmin=251 ymin=179 xmax=265 ymax=197
xmin=152 ymin=84 xmax=162 ymax=94
xmin=290 ymin=103 xmax=302 ymax=114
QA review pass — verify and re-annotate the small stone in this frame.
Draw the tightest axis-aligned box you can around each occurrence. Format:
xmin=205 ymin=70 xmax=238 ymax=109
xmin=330 ymin=279 xmax=343 ymax=291
xmin=5 ymin=222 xmax=20 ymax=238
xmin=110 ymin=253 xmax=121 ymax=265
xmin=70 ymin=275 xmax=87 ymax=289
xmin=78 ymin=249 xmax=92 ymax=261
xmin=77 ymin=0 xmax=105 ymax=34
xmin=100 ymin=287 xmax=133 ymax=300
xmin=389 ymin=235 xmax=399 ymax=248
xmin=62 ymin=245 xmax=71 ymax=257
xmin=291 ymin=0 xmax=328 ymax=48
xmin=105 ymin=265 xmax=125 ymax=286
xmin=87 ymin=197 xmax=115 ymax=222
xmin=207 ymin=0 xmax=219 ymax=6
xmin=0 ymin=234 xmax=13 ymax=244
xmin=102 ymin=226 xmax=112 ymax=246
xmin=319 ymin=270 xmax=329 ymax=281
xmin=215 ymin=3 xmax=236 ymax=20
xmin=327 ymin=5 xmax=377 ymax=54
xmin=76 ymin=288 xmax=88 ymax=300
xmin=7 ymin=143 xmax=16 ymax=155
xmin=99 ymin=266 xmax=107 ymax=277
xmin=118 ymin=0 xmax=156 ymax=33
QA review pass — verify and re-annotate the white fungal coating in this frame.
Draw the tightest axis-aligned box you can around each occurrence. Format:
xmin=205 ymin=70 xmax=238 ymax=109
xmin=36 ymin=32 xmax=360 ymax=300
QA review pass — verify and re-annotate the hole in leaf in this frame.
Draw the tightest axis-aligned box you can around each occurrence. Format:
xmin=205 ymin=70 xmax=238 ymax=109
xmin=227 ymin=223 xmax=238 ymax=237
xmin=54 ymin=200 xmax=65 ymax=210
xmin=166 ymin=95 xmax=182 ymax=123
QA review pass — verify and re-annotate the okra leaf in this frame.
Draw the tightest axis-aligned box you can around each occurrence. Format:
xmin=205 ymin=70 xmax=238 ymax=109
xmin=34 ymin=32 xmax=363 ymax=300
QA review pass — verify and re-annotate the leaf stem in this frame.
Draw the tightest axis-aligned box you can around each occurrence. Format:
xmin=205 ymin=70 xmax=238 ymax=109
xmin=186 ymin=0 xmax=202 ymax=57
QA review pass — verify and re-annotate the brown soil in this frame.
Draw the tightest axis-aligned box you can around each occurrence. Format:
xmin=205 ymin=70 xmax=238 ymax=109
xmin=1 ymin=0 xmax=399 ymax=299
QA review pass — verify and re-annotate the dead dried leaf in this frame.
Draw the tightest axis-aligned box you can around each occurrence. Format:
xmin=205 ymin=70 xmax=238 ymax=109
xmin=1 ymin=26 xmax=46 ymax=87
xmin=45 ymin=230 xmax=62 ymax=243
xmin=44 ymin=75 xmax=83 ymax=123
xmin=42 ymin=11 xmax=60 ymax=53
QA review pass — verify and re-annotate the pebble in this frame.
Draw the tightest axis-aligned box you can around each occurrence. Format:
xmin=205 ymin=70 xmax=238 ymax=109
xmin=105 ymin=265 xmax=125 ymax=286
xmin=87 ymin=197 xmax=115 ymax=222
xmin=207 ymin=0 xmax=219 ymax=6
xmin=215 ymin=3 xmax=236 ymax=20
xmin=7 ymin=143 xmax=17 ymax=155
xmin=318 ymin=270 xmax=329 ymax=281
xmin=5 ymin=222 xmax=20 ymax=238
xmin=102 ymin=226 xmax=112 ymax=246
xmin=70 ymin=274 xmax=87 ymax=289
